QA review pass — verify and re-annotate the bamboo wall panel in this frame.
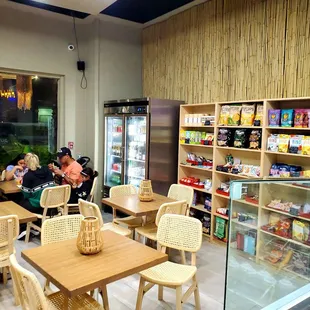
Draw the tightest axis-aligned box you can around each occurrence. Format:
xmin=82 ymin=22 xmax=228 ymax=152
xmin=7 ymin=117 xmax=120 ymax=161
xmin=143 ymin=0 xmax=310 ymax=103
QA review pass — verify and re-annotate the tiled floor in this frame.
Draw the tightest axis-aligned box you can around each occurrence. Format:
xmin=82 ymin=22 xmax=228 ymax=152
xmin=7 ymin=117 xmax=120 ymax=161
xmin=0 ymin=212 xmax=226 ymax=310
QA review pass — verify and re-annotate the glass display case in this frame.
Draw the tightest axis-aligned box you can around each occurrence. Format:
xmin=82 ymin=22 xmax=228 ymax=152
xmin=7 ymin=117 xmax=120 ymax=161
xmin=225 ymin=178 xmax=310 ymax=309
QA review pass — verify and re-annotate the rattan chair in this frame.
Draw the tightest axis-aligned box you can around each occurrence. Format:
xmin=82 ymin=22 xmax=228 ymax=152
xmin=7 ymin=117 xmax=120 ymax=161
xmin=0 ymin=170 xmax=6 ymax=181
xmin=0 ymin=215 xmax=19 ymax=284
xmin=68 ymin=177 xmax=98 ymax=214
xmin=25 ymin=185 xmax=71 ymax=243
xmin=41 ymin=215 xmax=83 ymax=294
xmin=135 ymin=200 xmax=187 ymax=247
xmin=79 ymin=199 xmax=131 ymax=237
xmin=136 ymin=214 xmax=202 ymax=310
xmin=9 ymin=254 xmax=104 ymax=310
xmin=168 ymin=184 xmax=194 ymax=215
xmin=110 ymin=185 xmax=143 ymax=235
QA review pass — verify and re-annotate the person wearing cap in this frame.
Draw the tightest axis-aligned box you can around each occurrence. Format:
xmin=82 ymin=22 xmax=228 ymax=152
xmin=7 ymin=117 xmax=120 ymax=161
xmin=68 ymin=167 xmax=98 ymax=203
xmin=49 ymin=147 xmax=83 ymax=187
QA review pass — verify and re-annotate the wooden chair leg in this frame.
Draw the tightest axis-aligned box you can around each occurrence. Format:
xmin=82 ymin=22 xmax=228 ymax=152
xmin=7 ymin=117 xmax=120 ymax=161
xmin=193 ymin=275 xmax=201 ymax=310
xmin=136 ymin=277 xmax=145 ymax=310
xmin=158 ymin=285 xmax=163 ymax=301
xmin=176 ymin=286 xmax=182 ymax=310
xmin=180 ymin=250 xmax=186 ymax=264
xmin=13 ymin=278 xmax=20 ymax=306
xmin=25 ymin=223 xmax=31 ymax=243
xmin=2 ymin=266 xmax=8 ymax=285
xmin=101 ymin=285 xmax=109 ymax=310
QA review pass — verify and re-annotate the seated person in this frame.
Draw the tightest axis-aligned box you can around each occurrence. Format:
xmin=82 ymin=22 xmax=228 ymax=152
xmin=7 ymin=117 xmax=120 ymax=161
xmin=20 ymin=153 xmax=55 ymax=213
xmin=69 ymin=168 xmax=98 ymax=203
xmin=5 ymin=153 xmax=27 ymax=181
xmin=49 ymin=147 xmax=83 ymax=187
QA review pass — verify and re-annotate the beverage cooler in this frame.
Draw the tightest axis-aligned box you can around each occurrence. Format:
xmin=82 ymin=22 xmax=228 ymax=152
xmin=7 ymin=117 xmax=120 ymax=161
xmin=103 ymin=98 xmax=183 ymax=197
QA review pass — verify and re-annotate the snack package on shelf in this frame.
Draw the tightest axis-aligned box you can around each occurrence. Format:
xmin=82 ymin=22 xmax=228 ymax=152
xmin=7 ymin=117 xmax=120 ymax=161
xmin=294 ymin=109 xmax=305 ymax=128
xmin=203 ymin=215 xmax=211 ymax=235
xmin=302 ymin=136 xmax=310 ymax=155
xmin=204 ymin=197 xmax=212 ymax=212
xmin=254 ymin=104 xmax=263 ymax=126
xmin=292 ymin=220 xmax=306 ymax=242
xmin=218 ymin=105 xmax=230 ymax=125
xmin=278 ymin=134 xmax=290 ymax=153
xmin=267 ymin=134 xmax=279 ymax=152
xmin=179 ymin=130 xmax=186 ymax=144
xmin=234 ymin=129 xmax=247 ymax=148
xmin=268 ymin=109 xmax=281 ymax=127
xmin=240 ymin=104 xmax=255 ymax=126
xmin=214 ymin=216 xmax=226 ymax=239
xmin=249 ymin=129 xmax=261 ymax=149
xmin=204 ymin=133 xmax=214 ymax=146
xmin=281 ymin=109 xmax=294 ymax=127
xmin=217 ymin=128 xmax=233 ymax=147
xmin=228 ymin=105 xmax=242 ymax=126
xmin=285 ymin=249 xmax=310 ymax=277
xmin=289 ymin=135 xmax=303 ymax=154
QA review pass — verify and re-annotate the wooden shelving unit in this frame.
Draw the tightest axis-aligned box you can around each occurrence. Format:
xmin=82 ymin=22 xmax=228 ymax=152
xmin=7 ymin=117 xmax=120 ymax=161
xmin=178 ymin=97 xmax=310 ymax=246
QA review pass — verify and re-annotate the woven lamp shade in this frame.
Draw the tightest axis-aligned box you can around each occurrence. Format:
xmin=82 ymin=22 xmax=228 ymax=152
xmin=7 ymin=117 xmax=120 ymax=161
xmin=16 ymin=75 xmax=32 ymax=111
xmin=77 ymin=217 xmax=103 ymax=255
xmin=139 ymin=180 xmax=154 ymax=202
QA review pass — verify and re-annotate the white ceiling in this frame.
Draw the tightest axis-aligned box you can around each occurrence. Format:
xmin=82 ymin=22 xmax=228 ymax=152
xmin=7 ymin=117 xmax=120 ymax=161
xmin=30 ymin=0 xmax=117 ymax=15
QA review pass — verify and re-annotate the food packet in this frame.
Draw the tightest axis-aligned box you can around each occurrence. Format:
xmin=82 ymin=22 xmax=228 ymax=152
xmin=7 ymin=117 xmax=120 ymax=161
xmin=303 ymin=109 xmax=309 ymax=128
xmin=278 ymin=134 xmax=290 ymax=153
xmin=302 ymin=136 xmax=310 ymax=155
xmin=289 ymin=135 xmax=303 ymax=154
xmin=214 ymin=217 xmax=226 ymax=239
xmin=217 ymin=128 xmax=233 ymax=147
xmin=292 ymin=220 xmax=305 ymax=242
xmin=267 ymin=134 xmax=279 ymax=152
xmin=294 ymin=109 xmax=305 ymax=128
xmin=228 ymin=105 xmax=242 ymax=126
xmin=249 ymin=130 xmax=261 ymax=149
xmin=205 ymin=134 xmax=214 ymax=146
xmin=281 ymin=109 xmax=294 ymax=127
xmin=218 ymin=105 xmax=230 ymax=125
xmin=268 ymin=109 xmax=281 ymax=127
xmin=254 ymin=104 xmax=263 ymax=126
xmin=234 ymin=129 xmax=247 ymax=148
xmin=179 ymin=130 xmax=186 ymax=144
xmin=241 ymin=104 xmax=255 ymax=126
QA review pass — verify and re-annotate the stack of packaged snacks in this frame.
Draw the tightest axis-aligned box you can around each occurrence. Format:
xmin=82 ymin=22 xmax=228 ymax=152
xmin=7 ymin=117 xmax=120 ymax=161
xmin=217 ymin=128 xmax=233 ymax=146
xmin=179 ymin=130 xmax=214 ymax=145
xmin=268 ymin=108 xmax=310 ymax=127
xmin=269 ymin=163 xmax=303 ymax=178
xmin=267 ymin=134 xmax=310 ymax=155
xmin=219 ymin=103 xmax=263 ymax=126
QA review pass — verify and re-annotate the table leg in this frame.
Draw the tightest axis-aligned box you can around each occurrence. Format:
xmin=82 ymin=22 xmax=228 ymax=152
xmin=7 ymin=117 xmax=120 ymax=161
xmin=101 ymin=285 xmax=109 ymax=310
xmin=142 ymin=215 xmax=147 ymax=226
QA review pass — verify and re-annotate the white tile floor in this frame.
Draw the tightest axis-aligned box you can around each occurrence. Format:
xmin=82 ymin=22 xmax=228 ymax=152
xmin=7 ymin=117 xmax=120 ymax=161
xmin=0 ymin=213 xmax=226 ymax=310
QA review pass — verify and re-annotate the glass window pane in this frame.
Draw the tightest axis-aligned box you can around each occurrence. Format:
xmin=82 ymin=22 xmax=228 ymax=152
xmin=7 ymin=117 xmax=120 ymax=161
xmin=0 ymin=72 xmax=58 ymax=169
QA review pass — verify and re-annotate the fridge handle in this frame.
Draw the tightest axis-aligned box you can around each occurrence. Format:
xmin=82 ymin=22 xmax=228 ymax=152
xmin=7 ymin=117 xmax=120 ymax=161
xmin=120 ymin=146 xmax=125 ymax=162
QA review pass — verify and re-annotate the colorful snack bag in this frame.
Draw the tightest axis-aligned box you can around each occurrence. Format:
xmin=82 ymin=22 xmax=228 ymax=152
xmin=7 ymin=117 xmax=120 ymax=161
xmin=278 ymin=134 xmax=290 ymax=153
xmin=190 ymin=131 xmax=196 ymax=144
xmin=254 ymin=104 xmax=264 ymax=126
xmin=267 ymin=134 xmax=279 ymax=152
xmin=292 ymin=220 xmax=305 ymax=242
xmin=289 ymin=135 xmax=303 ymax=154
xmin=234 ymin=129 xmax=247 ymax=148
xmin=241 ymin=104 xmax=255 ymax=126
xmin=217 ymin=128 xmax=233 ymax=147
xmin=302 ymin=136 xmax=310 ymax=155
xmin=281 ymin=109 xmax=294 ymax=127
xmin=249 ymin=130 xmax=261 ymax=149
xmin=303 ymin=109 xmax=309 ymax=128
xmin=218 ymin=105 xmax=230 ymax=125
xmin=179 ymin=130 xmax=186 ymax=144
xmin=294 ymin=109 xmax=305 ymax=128
xmin=228 ymin=105 xmax=242 ymax=125
xmin=268 ymin=109 xmax=281 ymax=127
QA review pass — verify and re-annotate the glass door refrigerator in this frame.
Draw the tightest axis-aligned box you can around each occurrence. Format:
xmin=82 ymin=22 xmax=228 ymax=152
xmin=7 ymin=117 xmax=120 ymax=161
xmin=103 ymin=98 xmax=184 ymax=198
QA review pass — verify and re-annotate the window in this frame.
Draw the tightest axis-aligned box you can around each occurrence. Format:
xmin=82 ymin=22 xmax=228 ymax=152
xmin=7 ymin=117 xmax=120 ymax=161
xmin=0 ymin=72 xmax=58 ymax=170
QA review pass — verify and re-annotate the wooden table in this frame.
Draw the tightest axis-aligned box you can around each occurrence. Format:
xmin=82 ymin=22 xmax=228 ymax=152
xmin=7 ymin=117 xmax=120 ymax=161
xmin=22 ymin=230 xmax=167 ymax=310
xmin=0 ymin=180 xmax=21 ymax=194
xmin=102 ymin=193 xmax=175 ymax=218
xmin=0 ymin=201 xmax=37 ymax=224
